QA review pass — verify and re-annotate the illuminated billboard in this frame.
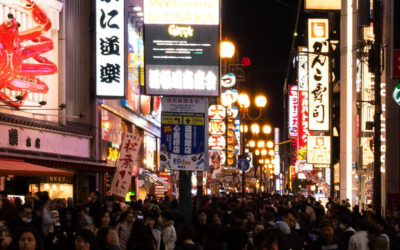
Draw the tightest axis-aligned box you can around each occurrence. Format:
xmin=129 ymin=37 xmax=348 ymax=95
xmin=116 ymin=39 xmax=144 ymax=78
xmin=288 ymin=85 xmax=298 ymax=137
xmin=308 ymin=19 xmax=330 ymax=131
xmin=96 ymin=0 xmax=126 ymax=97
xmin=144 ymin=0 xmax=220 ymax=96
xmin=307 ymin=136 xmax=331 ymax=164
xmin=305 ymin=0 xmax=341 ymax=10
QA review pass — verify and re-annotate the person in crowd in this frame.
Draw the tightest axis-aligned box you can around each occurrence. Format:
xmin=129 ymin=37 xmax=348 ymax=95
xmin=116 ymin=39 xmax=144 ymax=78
xmin=226 ymin=228 xmax=248 ymax=250
xmin=8 ymin=204 xmax=37 ymax=239
xmin=337 ymin=213 xmax=356 ymax=248
xmin=161 ymin=211 xmax=176 ymax=250
xmin=194 ymin=210 xmax=207 ymax=245
xmin=367 ymin=214 xmax=390 ymax=250
xmin=169 ymin=199 xmax=184 ymax=231
xmin=60 ymin=207 xmax=79 ymax=250
xmin=75 ymin=229 xmax=97 ymax=250
xmin=40 ymin=195 xmax=58 ymax=236
xmin=126 ymin=220 xmax=156 ymax=250
xmin=144 ymin=212 xmax=161 ymax=250
xmin=78 ymin=206 xmax=95 ymax=231
xmin=16 ymin=228 xmax=43 ymax=250
xmin=0 ymin=221 xmax=13 ymax=249
xmin=253 ymin=227 xmax=288 ymax=250
xmin=310 ymin=219 xmax=345 ymax=250
xmin=348 ymin=219 xmax=369 ymax=250
xmin=175 ymin=225 xmax=202 ymax=250
xmin=89 ymin=192 xmax=102 ymax=220
xmin=96 ymin=226 xmax=120 ymax=250
xmin=95 ymin=210 xmax=111 ymax=231
xmin=202 ymin=222 xmax=227 ymax=250
xmin=115 ymin=210 xmax=134 ymax=250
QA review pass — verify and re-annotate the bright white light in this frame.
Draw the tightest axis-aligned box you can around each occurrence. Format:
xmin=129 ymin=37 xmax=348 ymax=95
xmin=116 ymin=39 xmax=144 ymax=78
xmin=133 ymin=6 xmax=142 ymax=12
xmin=346 ymin=0 xmax=353 ymax=205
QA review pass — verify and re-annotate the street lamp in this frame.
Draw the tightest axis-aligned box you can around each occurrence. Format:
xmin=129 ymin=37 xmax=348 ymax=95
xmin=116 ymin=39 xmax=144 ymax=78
xmin=237 ymin=92 xmax=267 ymax=197
xmin=220 ymin=41 xmax=235 ymax=59
xmin=263 ymin=125 xmax=272 ymax=134
xmin=267 ymin=140 xmax=274 ymax=149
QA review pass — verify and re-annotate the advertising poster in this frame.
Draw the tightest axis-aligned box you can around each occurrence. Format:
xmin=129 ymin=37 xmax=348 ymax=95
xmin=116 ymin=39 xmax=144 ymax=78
xmin=288 ymin=85 xmax=298 ymax=137
xmin=144 ymin=0 xmax=220 ymax=96
xmin=154 ymin=173 xmax=171 ymax=198
xmin=161 ymin=97 xmax=207 ymax=171
xmin=111 ymin=132 xmax=143 ymax=197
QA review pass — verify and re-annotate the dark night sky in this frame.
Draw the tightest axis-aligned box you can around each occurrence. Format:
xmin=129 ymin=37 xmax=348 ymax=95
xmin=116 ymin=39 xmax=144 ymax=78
xmin=222 ymin=0 xmax=298 ymax=129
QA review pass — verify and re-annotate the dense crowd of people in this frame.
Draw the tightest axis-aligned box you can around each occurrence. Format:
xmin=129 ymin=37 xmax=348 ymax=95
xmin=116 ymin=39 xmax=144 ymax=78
xmin=0 ymin=190 xmax=398 ymax=250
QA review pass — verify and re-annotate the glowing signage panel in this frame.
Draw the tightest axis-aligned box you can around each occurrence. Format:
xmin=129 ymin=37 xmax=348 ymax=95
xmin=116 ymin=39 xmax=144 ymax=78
xmin=288 ymin=85 xmax=298 ymax=137
xmin=308 ymin=19 xmax=330 ymax=131
xmin=307 ymin=136 xmax=331 ymax=164
xmin=96 ymin=0 xmax=126 ymax=97
xmin=144 ymin=0 xmax=220 ymax=96
xmin=305 ymin=0 xmax=341 ymax=10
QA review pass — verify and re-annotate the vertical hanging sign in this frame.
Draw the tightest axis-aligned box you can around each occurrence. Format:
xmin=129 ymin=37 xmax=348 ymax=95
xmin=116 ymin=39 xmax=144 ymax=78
xmin=111 ymin=132 xmax=143 ymax=197
xmin=96 ymin=0 xmax=126 ymax=97
xmin=308 ymin=19 xmax=330 ymax=131
xmin=288 ymin=85 xmax=298 ymax=137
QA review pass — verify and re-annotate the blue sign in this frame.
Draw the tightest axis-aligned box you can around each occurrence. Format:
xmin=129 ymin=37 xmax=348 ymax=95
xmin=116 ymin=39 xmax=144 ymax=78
xmin=160 ymin=98 xmax=207 ymax=171
xmin=237 ymin=159 xmax=250 ymax=172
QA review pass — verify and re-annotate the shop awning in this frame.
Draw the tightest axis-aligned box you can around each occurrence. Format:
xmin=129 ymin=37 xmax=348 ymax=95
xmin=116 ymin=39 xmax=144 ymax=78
xmin=0 ymin=159 xmax=74 ymax=177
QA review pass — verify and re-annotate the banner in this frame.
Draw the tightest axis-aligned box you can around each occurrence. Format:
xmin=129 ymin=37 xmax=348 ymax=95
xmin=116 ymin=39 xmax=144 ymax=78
xmin=308 ymin=19 xmax=330 ymax=131
xmin=111 ymin=132 xmax=143 ymax=197
xmin=161 ymin=97 xmax=207 ymax=171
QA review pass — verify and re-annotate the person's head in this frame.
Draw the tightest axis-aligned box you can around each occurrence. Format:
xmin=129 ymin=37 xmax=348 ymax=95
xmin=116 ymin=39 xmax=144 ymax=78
xmin=253 ymin=228 xmax=281 ymax=250
xmin=177 ymin=225 xmax=196 ymax=243
xmin=282 ymin=209 xmax=297 ymax=229
xmin=18 ymin=204 xmax=33 ymax=223
xmin=197 ymin=209 xmax=207 ymax=225
xmin=319 ymin=219 xmax=335 ymax=243
xmin=120 ymin=210 xmax=135 ymax=224
xmin=97 ymin=210 xmax=111 ymax=228
xmin=212 ymin=212 xmax=222 ymax=224
xmin=144 ymin=213 xmax=156 ymax=229
xmin=161 ymin=211 xmax=173 ymax=224
xmin=253 ymin=222 xmax=264 ymax=235
xmin=75 ymin=229 xmax=96 ymax=250
xmin=17 ymin=229 xmax=42 ymax=250
xmin=90 ymin=192 xmax=99 ymax=202
xmin=104 ymin=196 xmax=114 ymax=209
xmin=227 ymin=228 xmax=248 ymax=250
xmin=246 ymin=211 xmax=255 ymax=223
xmin=96 ymin=226 xmax=118 ymax=248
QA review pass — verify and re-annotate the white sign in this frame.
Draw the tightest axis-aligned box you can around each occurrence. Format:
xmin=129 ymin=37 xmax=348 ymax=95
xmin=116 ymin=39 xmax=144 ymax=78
xmin=298 ymin=47 xmax=308 ymax=91
xmin=305 ymin=0 xmax=341 ymax=10
xmin=307 ymin=136 xmax=331 ymax=164
xmin=298 ymin=160 xmax=313 ymax=171
xmin=274 ymin=128 xmax=280 ymax=174
xmin=361 ymin=137 xmax=374 ymax=166
xmin=96 ymin=0 xmax=125 ymax=97
xmin=308 ymin=19 xmax=330 ymax=131
xmin=221 ymin=73 xmax=236 ymax=88
xmin=289 ymin=85 xmax=298 ymax=137
xmin=0 ymin=125 xmax=90 ymax=158
xmin=147 ymin=67 xmax=218 ymax=96
xmin=162 ymin=97 xmax=206 ymax=113
xmin=111 ymin=133 xmax=142 ymax=197
xmin=361 ymin=27 xmax=375 ymax=133
xmin=144 ymin=0 xmax=219 ymax=25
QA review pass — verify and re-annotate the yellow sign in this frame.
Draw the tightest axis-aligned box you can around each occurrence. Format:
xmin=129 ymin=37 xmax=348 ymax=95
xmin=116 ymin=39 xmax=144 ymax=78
xmin=168 ymin=25 xmax=194 ymax=38
xmin=183 ymin=116 xmax=204 ymax=125
xmin=162 ymin=116 xmax=182 ymax=124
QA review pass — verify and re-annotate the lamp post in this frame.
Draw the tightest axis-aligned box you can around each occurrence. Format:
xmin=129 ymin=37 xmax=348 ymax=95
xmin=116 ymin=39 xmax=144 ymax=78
xmin=237 ymin=93 xmax=267 ymax=197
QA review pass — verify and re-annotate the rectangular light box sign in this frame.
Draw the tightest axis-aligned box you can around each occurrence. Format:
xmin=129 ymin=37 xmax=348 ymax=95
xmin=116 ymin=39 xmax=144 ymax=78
xmin=288 ymin=85 xmax=298 ymax=138
xmin=305 ymin=0 xmax=341 ymax=10
xmin=144 ymin=0 xmax=220 ymax=96
xmin=307 ymin=136 xmax=331 ymax=164
xmin=96 ymin=0 xmax=126 ymax=98
xmin=308 ymin=19 xmax=330 ymax=131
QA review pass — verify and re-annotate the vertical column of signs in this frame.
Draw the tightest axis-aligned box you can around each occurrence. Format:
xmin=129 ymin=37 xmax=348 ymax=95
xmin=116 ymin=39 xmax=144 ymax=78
xmin=208 ymin=105 xmax=227 ymax=171
xmin=96 ymin=0 xmax=125 ymax=97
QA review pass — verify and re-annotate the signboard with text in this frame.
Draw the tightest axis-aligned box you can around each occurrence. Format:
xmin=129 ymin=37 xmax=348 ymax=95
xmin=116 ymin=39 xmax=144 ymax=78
xmin=144 ymin=0 xmax=220 ymax=96
xmin=111 ymin=133 xmax=143 ymax=197
xmin=96 ymin=0 xmax=126 ymax=97
xmin=288 ymin=85 xmax=298 ymax=137
xmin=307 ymin=136 xmax=331 ymax=164
xmin=161 ymin=97 xmax=207 ymax=171
xmin=308 ymin=19 xmax=330 ymax=131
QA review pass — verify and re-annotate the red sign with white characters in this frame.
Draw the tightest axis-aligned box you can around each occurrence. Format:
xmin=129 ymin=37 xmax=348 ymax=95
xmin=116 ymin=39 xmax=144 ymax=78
xmin=298 ymin=91 xmax=313 ymax=160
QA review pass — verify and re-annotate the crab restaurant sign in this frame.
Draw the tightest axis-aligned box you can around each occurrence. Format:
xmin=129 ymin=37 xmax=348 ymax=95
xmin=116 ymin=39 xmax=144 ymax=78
xmin=308 ymin=19 xmax=330 ymax=131
xmin=96 ymin=0 xmax=126 ymax=98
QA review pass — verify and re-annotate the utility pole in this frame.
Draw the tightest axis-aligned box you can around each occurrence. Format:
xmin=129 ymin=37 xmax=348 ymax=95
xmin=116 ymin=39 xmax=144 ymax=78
xmin=372 ymin=0 xmax=382 ymax=215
